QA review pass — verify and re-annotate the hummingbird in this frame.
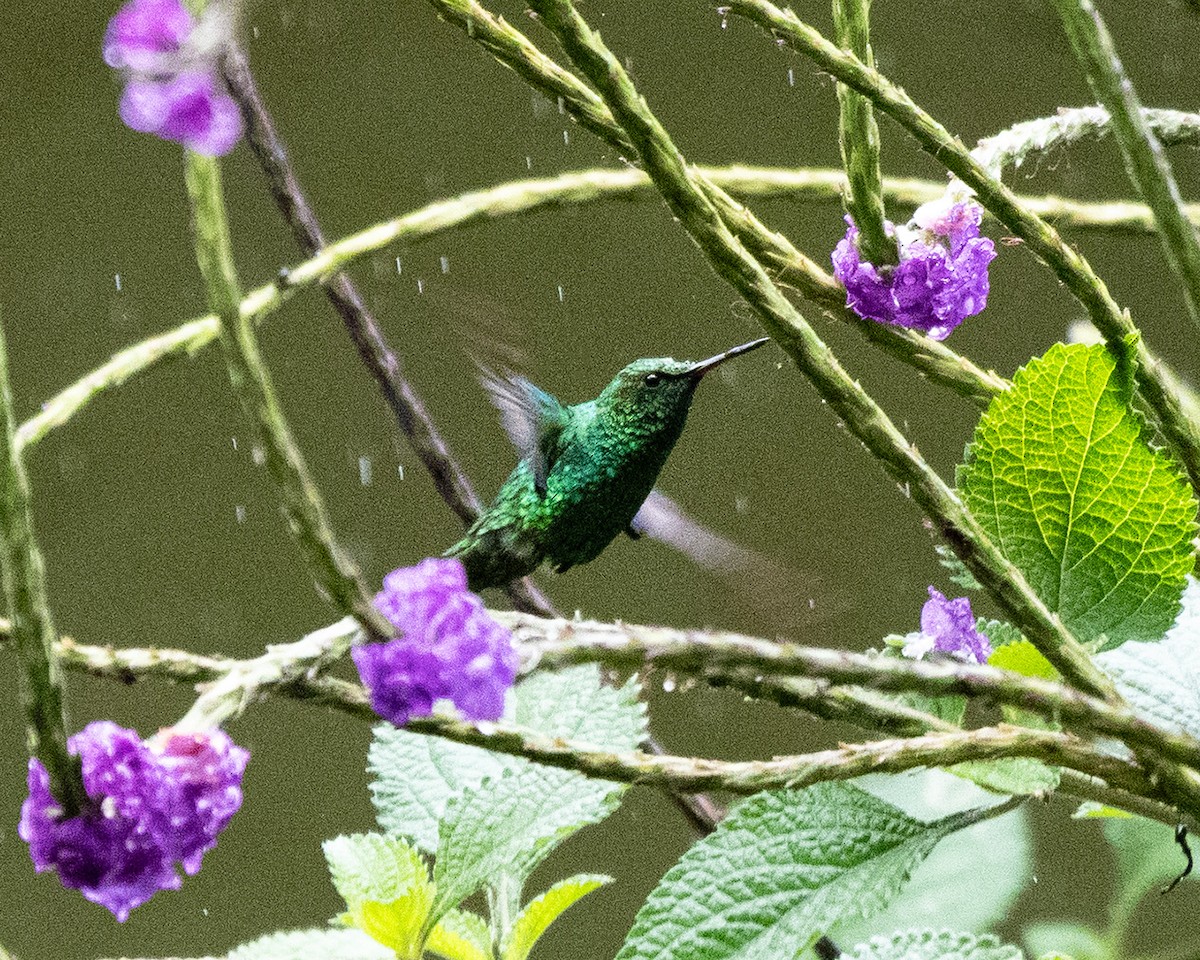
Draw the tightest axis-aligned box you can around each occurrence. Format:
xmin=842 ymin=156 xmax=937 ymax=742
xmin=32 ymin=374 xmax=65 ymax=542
xmin=445 ymin=337 xmax=770 ymax=591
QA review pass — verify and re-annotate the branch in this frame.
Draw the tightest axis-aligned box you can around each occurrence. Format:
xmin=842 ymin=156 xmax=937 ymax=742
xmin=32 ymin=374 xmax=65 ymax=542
xmin=218 ymin=46 xmax=552 ymax=617
xmin=722 ymin=0 xmax=1200 ymax=495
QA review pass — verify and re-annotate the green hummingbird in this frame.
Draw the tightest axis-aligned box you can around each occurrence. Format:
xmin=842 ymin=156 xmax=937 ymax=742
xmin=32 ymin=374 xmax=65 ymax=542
xmin=446 ymin=337 xmax=770 ymax=591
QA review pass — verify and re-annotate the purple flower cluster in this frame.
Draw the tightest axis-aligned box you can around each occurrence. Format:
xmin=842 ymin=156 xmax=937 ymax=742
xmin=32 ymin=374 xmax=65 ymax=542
xmin=902 ymin=586 xmax=992 ymax=664
xmin=103 ymin=0 xmax=242 ymax=155
xmin=19 ymin=722 xmax=248 ymax=921
xmin=832 ymin=198 xmax=997 ymax=340
xmin=354 ymin=558 xmax=519 ymax=726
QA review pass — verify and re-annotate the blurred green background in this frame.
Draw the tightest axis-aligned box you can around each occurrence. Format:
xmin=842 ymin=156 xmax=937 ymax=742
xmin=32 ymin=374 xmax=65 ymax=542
xmin=1 ymin=0 xmax=1199 ymax=956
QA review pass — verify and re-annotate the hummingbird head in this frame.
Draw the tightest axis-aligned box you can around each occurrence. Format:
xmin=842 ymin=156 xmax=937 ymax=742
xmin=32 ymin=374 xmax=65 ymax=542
xmin=595 ymin=338 xmax=769 ymax=443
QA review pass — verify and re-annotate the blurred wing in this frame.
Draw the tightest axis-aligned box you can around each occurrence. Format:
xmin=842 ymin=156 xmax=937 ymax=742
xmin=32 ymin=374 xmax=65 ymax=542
xmin=632 ymin=490 xmax=828 ymax=622
xmin=480 ymin=369 xmax=568 ymax=494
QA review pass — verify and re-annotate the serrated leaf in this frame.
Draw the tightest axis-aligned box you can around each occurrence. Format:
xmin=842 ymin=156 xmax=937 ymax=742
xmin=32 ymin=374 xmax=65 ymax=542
xmin=836 ymin=773 xmax=1030 ymax=941
xmin=951 ymin=757 xmax=1060 ymax=796
xmin=323 ymin=833 xmax=431 ymax=911
xmin=427 ymin=908 xmax=493 ymax=960
xmin=1097 ymin=575 xmax=1200 ymax=739
xmin=370 ymin=666 xmax=646 ymax=851
xmin=225 ymin=928 xmax=393 ymax=960
xmin=845 ymin=928 xmax=1026 ymax=960
xmin=1023 ymin=923 xmax=1106 ymax=960
xmin=937 ymin=544 xmax=983 ymax=590
xmin=502 ymin=874 xmax=611 ymax=960
xmin=614 ymin=783 xmax=968 ymax=960
xmin=957 ymin=343 xmax=1196 ymax=651
xmin=433 ymin=764 xmax=624 ymax=920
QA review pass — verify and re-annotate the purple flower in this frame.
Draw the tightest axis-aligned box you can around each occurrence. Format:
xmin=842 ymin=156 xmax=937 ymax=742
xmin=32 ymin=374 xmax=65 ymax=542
xmin=831 ymin=197 xmax=997 ymax=340
xmin=103 ymin=0 xmax=243 ymax=156
xmin=354 ymin=558 xmax=519 ymax=726
xmin=19 ymin=721 xmax=248 ymax=921
xmin=902 ymin=587 xmax=992 ymax=664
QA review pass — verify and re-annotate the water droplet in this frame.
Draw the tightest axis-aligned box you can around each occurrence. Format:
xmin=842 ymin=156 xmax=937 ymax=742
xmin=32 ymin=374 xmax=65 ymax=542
xmin=556 ymin=284 xmax=565 ymax=303
xmin=716 ymin=5 xmax=730 ymax=28
xmin=808 ymin=598 xmax=815 ymax=609
xmin=251 ymin=445 xmax=265 ymax=466
xmin=735 ymin=495 xmax=750 ymax=514
xmin=416 ymin=278 xmax=425 ymax=294
xmin=562 ymin=128 xmax=570 ymax=145
xmin=113 ymin=273 xmax=122 ymax=291
xmin=397 ymin=463 xmax=405 ymax=480
xmin=251 ymin=25 xmax=259 ymax=39
xmin=662 ymin=676 xmax=676 ymax=693
xmin=234 ymin=505 xmax=247 ymax=523
xmin=439 ymin=255 xmax=450 ymax=275
xmin=557 ymin=96 xmax=565 ymax=114
xmin=359 ymin=455 xmax=373 ymax=486
xmin=787 ymin=67 xmax=795 ymax=87
xmin=395 ymin=257 xmax=402 ymax=275
xmin=231 ymin=436 xmax=239 ymax=451
xmin=525 ymin=155 xmax=533 ymax=170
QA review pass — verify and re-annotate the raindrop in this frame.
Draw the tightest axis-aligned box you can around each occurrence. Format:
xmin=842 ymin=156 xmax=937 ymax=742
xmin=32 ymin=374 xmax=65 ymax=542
xmin=787 ymin=67 xmax=795 ymax=87
xmin=662 ymin=676 xmax=676 ymax=693
xmin=808 ymin=598 xmax=816 ymax=609
xmin=525 ymin=155 xmax=533 ymax=170
xmin=231 ymin=436 xmax=239 ymax=451
xmin=417 ymin=278 xmax=425 ymax=294
xmin=556 ymin=96 xmax=565 ymax=114
xmin=359 ymin=455 xmax=373 ymax=486
xmin=716 ymin=5 xmax=730 ymax=28
xmin=395 ymin=257 xmax=402 ymax=275
xmin=251 ymin=445 xmax=266 ymax=466
xmin=234 ymin=505 xmax=247 ymax=523
xmin=397 ymin=463 xmax=405 ymax=480
xmin=113 ymin=273 xmax=123 ymax=292
xmin=775 ymin=361 xmax=783 ymax=370
xmin=735 ymin=495 xmax=750 ymax=514
xmin=556 ymin=284 xmax=565 ymax=303
xmin=439 ymin=255 xmax=450 ymax=275
xmin=251 ymin=25 xmax=259 ymax=39
xmin=562 ymin=129 xmax=570 ymax=145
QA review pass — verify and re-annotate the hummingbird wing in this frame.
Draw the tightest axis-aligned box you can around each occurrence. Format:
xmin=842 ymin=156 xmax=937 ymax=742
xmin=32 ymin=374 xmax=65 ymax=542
xmin=630 ymin=489 xmax=769 ymax=574
xmin=481 ymin=370 xmax=569 ymax=495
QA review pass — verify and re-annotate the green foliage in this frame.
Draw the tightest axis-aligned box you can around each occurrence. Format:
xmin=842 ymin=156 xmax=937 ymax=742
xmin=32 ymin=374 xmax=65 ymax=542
xmin=957 ymin=343 xmax=1196 ymax=650
xmin=1104 ymin=815 xmax=1193 ymax=927
xmin=844 ymin=929 xmax=1026 ymax=960
xmin=426 ymin=909 xmax=493 ymax=960
xmin=615 ymin=783 xmax=967 ymax=960
xmin=1022 ymin=923 xmax=1106 ymax=960
xmin=1098 ymin=576 xmax=1200 ymax=739
xmin=502 ymin=874 xmax=611 ymax=960
xmin=835 ymin=773 xmax=1031 ymax=941
xmin=225 ymin=928 xmax=393 ymax=960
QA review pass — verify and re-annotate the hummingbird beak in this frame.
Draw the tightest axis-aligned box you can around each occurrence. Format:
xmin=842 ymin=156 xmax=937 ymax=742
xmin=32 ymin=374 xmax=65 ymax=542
xmin=686 ymin=337 xmax=770 ymax=379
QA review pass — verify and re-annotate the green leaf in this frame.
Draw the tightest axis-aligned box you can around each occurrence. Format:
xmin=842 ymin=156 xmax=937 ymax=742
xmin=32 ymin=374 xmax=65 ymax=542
xmin=835 ymin=773 xmax=1031 ymax=941
xmin=432 ymin=764 xmax=623 ymax=920
xmin=845 ymin=929 xmax=1026 ymax=960
xmin=957 ymin=343 xmax=1196 ymax=650
xmin=427 ymin=908 xmax=494 ymax=960
xmin=987 ymin=639 xmax=1056 ymax=680
xmin=502 ymin=874 xmax=612 ymax=960
xmin=1104 ymin=815 xmax=1194 ymax=922
xmin=936 ymin=544 xmax=983 ymax=591
xmin=951 ymin=756 xmax=1060 ymax=796
xmin=369 ymin=666 xmax=646 ymax=851
xmin=1072 ymin=802 xmax=1133 ymax=819
xmin=615 ymin=783 xmax=968 ymax=960
xmin=1023 ymin=923 xmax=1107 ymax=960
xmin=225 ymin=928 xmax=393 ymax=960
xmin=1098 ymin=576 xmax=1200 ymax=739
xmin=323 ymin=834 xmax=434 ymax=957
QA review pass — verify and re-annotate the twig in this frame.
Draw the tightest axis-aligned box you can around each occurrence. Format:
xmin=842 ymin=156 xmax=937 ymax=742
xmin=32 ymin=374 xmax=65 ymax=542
xmin=1050 ymin=0 xmax=1200 ymax=333
xmin=0 ymin=320 xmax=85 ymax=814
xmin=721 ymin=0 xmax=1200 ymax=495
xmin=218 ymin=46 xmax=552 ymax=617
xmin=183 ymin=152 xmax=390 ymax=648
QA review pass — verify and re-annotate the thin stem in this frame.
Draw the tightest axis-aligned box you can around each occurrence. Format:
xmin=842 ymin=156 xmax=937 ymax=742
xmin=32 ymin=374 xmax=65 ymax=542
xmin=0 ymin=320 xmax=85 ymax=815
xmin=503 ymin=612 xmax=1200 ymax=769
xmin=218 ymin=47 xmax=552 ymax=616
xmin=1051 ymin=0 xmax=1200 ymax=333
xmin=722 ymin=0 xmax=1200 ymax=495
xmin=833 ymin=0 xmax=893 ymax=264
xmin=426 ymin=0 xmax=1002 ymax=405
xmin=526 ymin=0 xmax=1113 ymax=700
xmin=183 ymin=152 xmax=391 ymax=645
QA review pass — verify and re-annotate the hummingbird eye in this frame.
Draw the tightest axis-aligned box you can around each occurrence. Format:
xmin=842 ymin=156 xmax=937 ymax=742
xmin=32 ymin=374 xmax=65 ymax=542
xmin=644 ymin=373 xmax=662 ymax=387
